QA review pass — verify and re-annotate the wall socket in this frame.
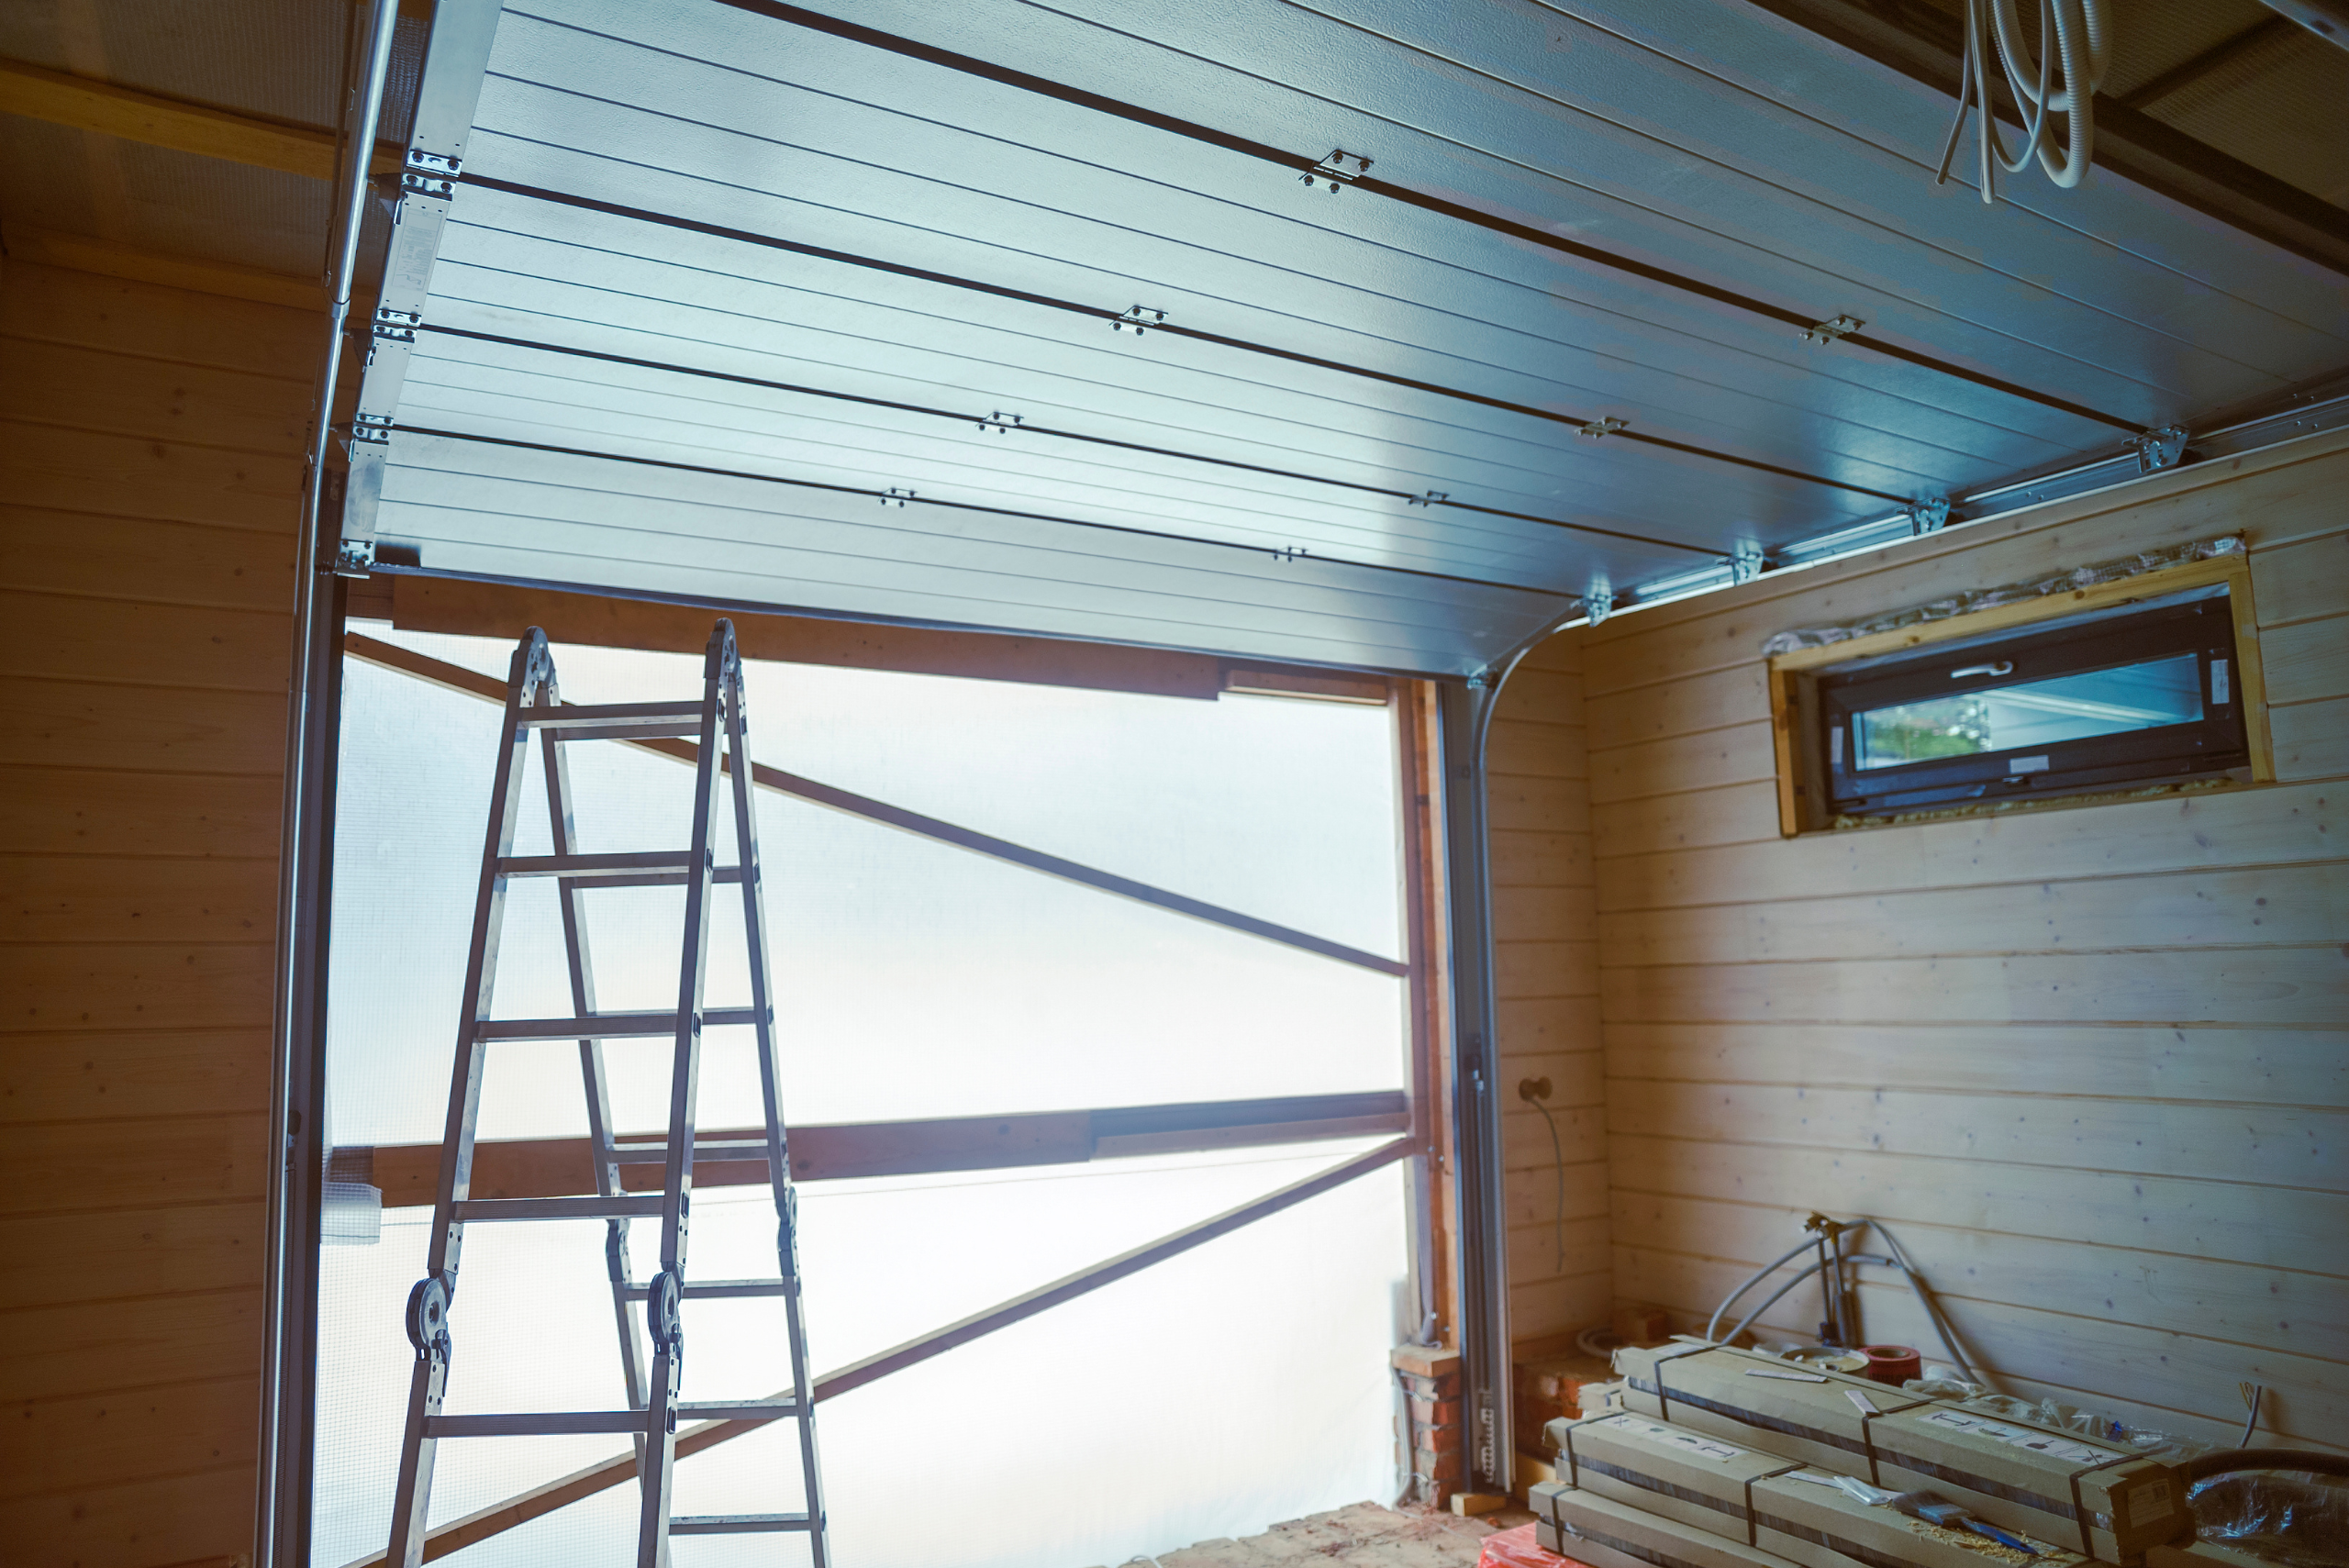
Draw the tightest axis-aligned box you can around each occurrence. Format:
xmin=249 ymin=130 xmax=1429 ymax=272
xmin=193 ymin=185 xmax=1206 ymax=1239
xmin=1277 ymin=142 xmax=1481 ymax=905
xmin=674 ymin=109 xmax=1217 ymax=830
xmin=1517 ymin=1076 xmax=1552 ymax=1103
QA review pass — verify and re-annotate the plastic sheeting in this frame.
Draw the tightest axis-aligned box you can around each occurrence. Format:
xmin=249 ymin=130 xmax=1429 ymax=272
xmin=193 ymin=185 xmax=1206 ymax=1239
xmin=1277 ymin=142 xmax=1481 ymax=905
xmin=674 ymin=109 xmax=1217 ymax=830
xmin=2188 ymin=1471 xmax=2349 ymax=1568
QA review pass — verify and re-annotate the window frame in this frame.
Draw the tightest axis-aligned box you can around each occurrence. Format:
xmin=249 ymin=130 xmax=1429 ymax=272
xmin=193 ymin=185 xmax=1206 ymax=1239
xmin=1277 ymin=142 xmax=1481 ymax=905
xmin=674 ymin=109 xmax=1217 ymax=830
xmin=1767 ymin=554 xmax=2273 ymax=836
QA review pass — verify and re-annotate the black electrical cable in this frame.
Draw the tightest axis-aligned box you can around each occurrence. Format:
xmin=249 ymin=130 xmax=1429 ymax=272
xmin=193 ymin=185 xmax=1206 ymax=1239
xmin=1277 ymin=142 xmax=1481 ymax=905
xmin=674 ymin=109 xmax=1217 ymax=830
xmin=392 ymin=423 xmax=1580 ymax=599
xmin=412 ymin=319 xmax=1729 ymax=558
xmin=456 ymin=172 xmax=1910 ymax=506
xmin=710 ymin=0 xmax=2143 ymax=435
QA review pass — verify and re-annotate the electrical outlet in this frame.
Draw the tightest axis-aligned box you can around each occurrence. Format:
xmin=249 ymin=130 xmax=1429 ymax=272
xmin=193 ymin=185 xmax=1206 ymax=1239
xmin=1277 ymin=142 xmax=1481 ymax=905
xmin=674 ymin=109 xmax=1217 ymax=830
xmin=1517 ymin=1076 xmax=1552 ymax=1102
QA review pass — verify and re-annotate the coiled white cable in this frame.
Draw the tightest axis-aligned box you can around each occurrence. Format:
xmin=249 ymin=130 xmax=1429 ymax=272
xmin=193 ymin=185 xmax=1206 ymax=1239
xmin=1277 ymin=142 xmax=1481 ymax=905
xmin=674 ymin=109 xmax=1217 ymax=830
xmin=1937 ymin=0 xmax=2112 ymax=200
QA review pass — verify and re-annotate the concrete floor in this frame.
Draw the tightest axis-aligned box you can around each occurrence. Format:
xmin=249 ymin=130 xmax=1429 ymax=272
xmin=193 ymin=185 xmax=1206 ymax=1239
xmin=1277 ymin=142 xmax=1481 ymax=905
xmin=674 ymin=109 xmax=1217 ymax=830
xmin=1117 ymin=1501 xmax=1542 ymax=1567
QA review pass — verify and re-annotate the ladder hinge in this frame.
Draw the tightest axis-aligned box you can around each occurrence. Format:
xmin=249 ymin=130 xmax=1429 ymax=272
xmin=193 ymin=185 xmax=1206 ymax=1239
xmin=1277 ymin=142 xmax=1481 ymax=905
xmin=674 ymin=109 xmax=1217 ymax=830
xmin=1303 ymin=149 xmax=1373 ymax=192
xmin=1802 ymin=314 xmax=1865 ymax=346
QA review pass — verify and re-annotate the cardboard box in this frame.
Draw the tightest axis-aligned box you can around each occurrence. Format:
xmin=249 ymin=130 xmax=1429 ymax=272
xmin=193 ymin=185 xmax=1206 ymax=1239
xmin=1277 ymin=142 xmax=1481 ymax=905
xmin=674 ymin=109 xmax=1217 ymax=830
xmin=2145 ymin=1541 xmax=2272 ymax=1568
xmin=1531 ymin=1481 xmax=1799 ymax=1568
xmin=1550 ymin=1412 xmax=2090 ymax=1568
xmin=1615 ymin=1342 xmax=2184 ymax=1559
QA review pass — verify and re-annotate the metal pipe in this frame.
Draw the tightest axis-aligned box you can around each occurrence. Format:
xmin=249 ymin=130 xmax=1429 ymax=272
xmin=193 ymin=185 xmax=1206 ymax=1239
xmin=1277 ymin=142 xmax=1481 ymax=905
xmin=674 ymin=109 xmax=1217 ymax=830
xmin=257 ymin=3 xmax=401 ymax=1562
xmin=1722 ymin=1260 xmax=1828 ymax=1349
xmin=1707 ymin=1234 xmax=1828 ymax=1342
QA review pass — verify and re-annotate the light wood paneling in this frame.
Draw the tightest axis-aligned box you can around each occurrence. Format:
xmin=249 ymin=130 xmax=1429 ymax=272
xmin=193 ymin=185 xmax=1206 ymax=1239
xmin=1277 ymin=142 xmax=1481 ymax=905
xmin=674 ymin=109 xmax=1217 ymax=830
xmin=1580 ymin=432 xmax=2349 ymax=1452
xmin=0 ymin=259 xmax=307 ymax=1563
xmin=1486 ymin=636 xmax=1610 ymax=1367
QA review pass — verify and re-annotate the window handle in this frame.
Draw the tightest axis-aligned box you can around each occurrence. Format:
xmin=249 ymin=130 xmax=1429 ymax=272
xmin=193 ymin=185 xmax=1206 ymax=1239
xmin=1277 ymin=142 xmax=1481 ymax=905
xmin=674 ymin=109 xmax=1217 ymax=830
xmin=1950 ymin=660 xmax=2013 ymax=679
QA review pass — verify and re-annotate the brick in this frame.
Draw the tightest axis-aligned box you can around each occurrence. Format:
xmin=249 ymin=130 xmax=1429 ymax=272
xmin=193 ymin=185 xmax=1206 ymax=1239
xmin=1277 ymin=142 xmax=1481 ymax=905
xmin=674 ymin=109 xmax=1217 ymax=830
xmin=1408 ymin=1396 xmax=1463 ymax=1425
xmin=1391 ymin=1343 xmax=1462 ymax=1379
xmin=1397 ymin=1371 xmax=1462 ymax=1400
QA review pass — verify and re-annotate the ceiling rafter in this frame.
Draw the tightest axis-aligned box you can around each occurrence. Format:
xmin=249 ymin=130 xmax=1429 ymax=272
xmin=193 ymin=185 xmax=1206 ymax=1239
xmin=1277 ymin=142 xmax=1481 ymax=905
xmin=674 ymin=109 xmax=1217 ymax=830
xmin=0 ymin=55 xmax=400 ymax=182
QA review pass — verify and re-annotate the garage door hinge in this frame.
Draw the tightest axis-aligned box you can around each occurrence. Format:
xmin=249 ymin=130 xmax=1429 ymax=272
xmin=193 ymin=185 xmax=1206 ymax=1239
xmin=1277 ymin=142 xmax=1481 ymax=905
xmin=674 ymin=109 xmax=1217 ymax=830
xmin=1303 ymin=149 xmax=1373 ymax=192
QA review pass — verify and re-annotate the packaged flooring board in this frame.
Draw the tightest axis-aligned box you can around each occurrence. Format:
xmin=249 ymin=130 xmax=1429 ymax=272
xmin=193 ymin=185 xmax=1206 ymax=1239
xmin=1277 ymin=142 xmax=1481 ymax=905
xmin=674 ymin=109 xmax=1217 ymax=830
xmin=1530 ymin=1480 xmax=1800 ymax=1568
xmin=1551 ymin=1414 xmax=2091 ymax=1568
xmin=1615 ymin=1343 xmax=2184 ymax=1559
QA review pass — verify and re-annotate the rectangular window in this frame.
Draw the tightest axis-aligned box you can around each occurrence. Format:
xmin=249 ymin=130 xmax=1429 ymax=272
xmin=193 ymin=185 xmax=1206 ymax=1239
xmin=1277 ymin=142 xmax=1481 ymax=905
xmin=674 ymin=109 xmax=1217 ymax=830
xmin=1766 ymin=555 xmax=2274 ymax=835
xmin=1816 ymin=588 xmax=2246 ymax=817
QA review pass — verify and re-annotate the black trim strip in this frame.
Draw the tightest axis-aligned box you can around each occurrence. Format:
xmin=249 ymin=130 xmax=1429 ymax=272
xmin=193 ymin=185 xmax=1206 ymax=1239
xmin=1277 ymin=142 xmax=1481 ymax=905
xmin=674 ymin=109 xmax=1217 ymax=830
xmin=456 ymin=173 xmax=1910 ymax=505
xmin=413 ymin=321 xmax=1726 ymax=556
xmin=1754 ymin=1509 xmax=1919 ymax=1568
xmin=1553 ymin=1517 xmax=1717 ymax=1568
xmin=709 ymin=0 xmax=2143 ymax=434
xmin=1581 ymin=1456 xmax=1744 ymax=1518
xmin=386 ymin=424 xmax=1578 ymax=599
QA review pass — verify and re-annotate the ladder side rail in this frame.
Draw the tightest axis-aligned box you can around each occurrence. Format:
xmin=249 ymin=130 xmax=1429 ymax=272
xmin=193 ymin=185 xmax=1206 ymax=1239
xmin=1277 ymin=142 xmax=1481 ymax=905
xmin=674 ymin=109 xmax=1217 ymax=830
xmin=386 ymin=628 xmax=557 ymax=1568
xmin=636 ymin=621 xmax=734 ymax=1567
xmin=719 ymin=634 xmax=831 ymax=1564
xmin=538 ymin=689 xmax=652 ymax=1466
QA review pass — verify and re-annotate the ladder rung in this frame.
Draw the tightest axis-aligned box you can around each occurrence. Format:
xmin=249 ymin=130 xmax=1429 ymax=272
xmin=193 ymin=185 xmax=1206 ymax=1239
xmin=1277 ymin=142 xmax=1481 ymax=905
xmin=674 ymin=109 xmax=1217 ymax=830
xmin=500 ymin=851 xmax=693 ymax=877
xmin=546 ymin=720 xmax=706 ymax=741
xmin=670 ymin=1514 xmax=815 ymax=1534
xmin=517 ymin=701 xmax=705 ymax=730
xmin=675 ymin=1397 xmax=802 ymax=1421
xmin=609 ymin=1139 xmax=773 ymax=1161
xmin=454 ymin=1195 xmax=665 ymax=1221
xmin=550 ymin=867 xmax=748 ymax=889
xmin=473 ymin=1006 xmax=763 ymax=1040
xmin=425 ymin=1410 xmax=650 ymax=1437
xmin=622 ymin=1277 xmax=797 ymax=1300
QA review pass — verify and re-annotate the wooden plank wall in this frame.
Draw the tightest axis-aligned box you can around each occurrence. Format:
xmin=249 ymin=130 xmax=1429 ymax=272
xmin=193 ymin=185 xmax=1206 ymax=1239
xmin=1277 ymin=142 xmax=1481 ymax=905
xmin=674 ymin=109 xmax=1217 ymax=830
xmin=1 ymin=260 xmax=312 ymax=1563
xmin=1575 ymin=429 xmax=2349 ymax=1451
xmin=1486 ymin=633 xmax=1610 ymax=1344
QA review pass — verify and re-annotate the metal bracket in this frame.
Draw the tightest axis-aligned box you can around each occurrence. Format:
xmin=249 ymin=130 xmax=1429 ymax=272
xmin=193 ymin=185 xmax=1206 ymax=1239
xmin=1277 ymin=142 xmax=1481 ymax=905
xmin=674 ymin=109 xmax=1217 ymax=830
xmin=1802 ymin=314 xmax=1865 ymax=346
xmin=1303 ymin=149 xmax=1374 ymax=192
xmin=1578 ymin=417 xmax=1627 ymax=439
xmin=406 ymin=147 xmax=461 ymax=180
xmin=2133 ymin=425 xmax=2188 ymax=473
xmin=976 ymin=410 xmax=1023 ymax=433
xmin=1272 ymin=545 xmax=1310 ymax=563
xmin=1731 ymin=542 xmax=1766 ymax=584
xmin=345 ymin=411 xmax=394 ymax=455
xmin=1112 ymin=305 xmax=1167 ymax=335
xmin=399 ymin=167 xmax=457 ymax=201
xmin=372 ymin=306 xmax=421 ymax=345
xmin=1408 ymin=490 xmax=1449 ymax=506
xmin=1583 ymin=585 xmax=1614 ymax=625
xmin=880 ymin=486 xmax=916 ymax=507
xmin=332 ymin=538 xmax=379 ymax=578
xmin=1906 ymin=496 xmax=1951 ymax=536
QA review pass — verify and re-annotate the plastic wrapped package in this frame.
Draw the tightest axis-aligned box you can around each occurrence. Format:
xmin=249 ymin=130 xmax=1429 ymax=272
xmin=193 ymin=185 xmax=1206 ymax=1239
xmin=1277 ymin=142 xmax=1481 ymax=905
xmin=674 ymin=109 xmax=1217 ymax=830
xmin=2186 ymin=1471 xmax=2349 ymax=1568
xmin=1896 ymin=1377 xmax=2215 ymax=1462
xmin=1478 ymin=1519 xmax=1589 ymax=1568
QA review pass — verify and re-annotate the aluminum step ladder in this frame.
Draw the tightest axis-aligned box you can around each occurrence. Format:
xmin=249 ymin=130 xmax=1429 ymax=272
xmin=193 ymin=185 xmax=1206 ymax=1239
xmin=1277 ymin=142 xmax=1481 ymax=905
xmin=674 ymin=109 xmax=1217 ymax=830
xmin=385 ymin=620 xmax=828 ymax=1567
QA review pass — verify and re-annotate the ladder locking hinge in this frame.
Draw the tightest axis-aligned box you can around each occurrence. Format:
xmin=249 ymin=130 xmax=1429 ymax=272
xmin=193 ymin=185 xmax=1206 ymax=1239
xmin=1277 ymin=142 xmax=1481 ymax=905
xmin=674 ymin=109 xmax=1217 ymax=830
xmin=1112 ymin=304 xmax=1167 ymax=335
xmin=1802 ymin=314 xmax=1865 ymax=346
xmin=1303 ymin=149 xmax=1373 ymax=192
xmin=1578 ymin=416 xmax=1627 ymax=439
xmin=405 ymin=1273 xmax=454 ymax=1363
xmin=2133 ymin=425 xmax=2188 ymax=473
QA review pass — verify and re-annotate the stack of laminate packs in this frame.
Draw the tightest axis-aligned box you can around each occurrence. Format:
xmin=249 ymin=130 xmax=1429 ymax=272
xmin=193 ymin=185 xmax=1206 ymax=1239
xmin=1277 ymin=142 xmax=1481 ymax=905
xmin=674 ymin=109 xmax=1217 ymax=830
xmin=1531 ymin=1340 xmax=2193 ymax=1568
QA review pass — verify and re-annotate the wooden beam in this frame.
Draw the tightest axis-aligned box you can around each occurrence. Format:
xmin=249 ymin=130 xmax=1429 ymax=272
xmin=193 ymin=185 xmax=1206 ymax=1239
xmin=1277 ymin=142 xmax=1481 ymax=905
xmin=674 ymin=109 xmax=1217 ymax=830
xmin=0 ymin=57 xmax=399 ymax=182
xmin=353 ymin=1092 xmax=1411 ymax=1205
xmin=389 ymin=574 xmax=1226 ymax=699
xmin=1 ymin=225 xmax=324 ymax=311
xmin=343 ymin=631 xmax=1410 ymax=975
xmin=339 ymin=1136 xmax=1416 ymax=1566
